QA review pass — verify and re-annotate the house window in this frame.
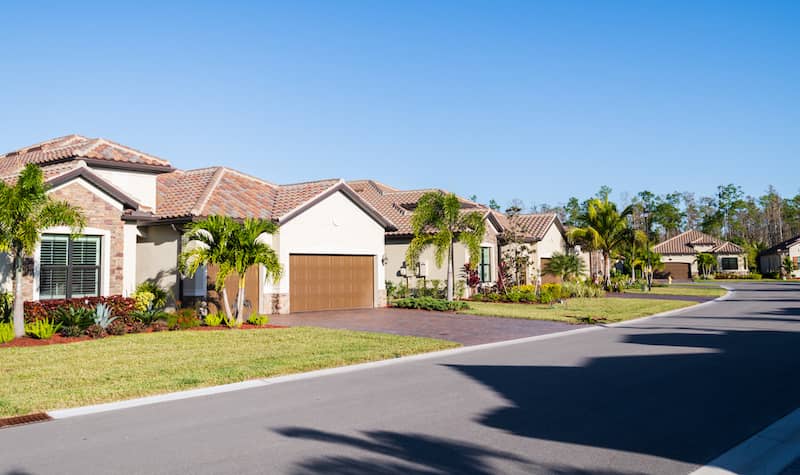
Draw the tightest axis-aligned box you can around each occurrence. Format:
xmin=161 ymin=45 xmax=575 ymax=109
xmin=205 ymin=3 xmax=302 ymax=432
xmin=720 ymin=257 xmax=738 ymax=271
xmin=182 ymin=265 xmax=207 ymax=297
xmin=478 ymin=247 xmax=492 ymax=282
xmin=39 ymin=234 xmax=101 ymax=299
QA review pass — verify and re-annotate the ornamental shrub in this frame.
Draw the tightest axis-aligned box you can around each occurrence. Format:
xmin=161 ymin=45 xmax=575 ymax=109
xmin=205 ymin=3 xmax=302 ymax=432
xmin=132 ymin=291 xmax=155 ymax=312
xmin=392 ymin=297 xmax=469 ymax=312
xmin=85 ymin=324 xmax=106 ymax=339
xmin=106 ymin=319 xmax=128 ymax=336
xmin=0 ymin=322 xmax=14 ymax=343
xmin=247 ymin=314 xmax=270 ymax=326
xmin=166 ymin=309 xmax=200 ymax=330
xmin=25 ymin=319 xmax=61 ymax=339
xmin=204 ymin=312 xmax=225 ymax=327
xmin=24 ymin=296 xmax=137 ymax=323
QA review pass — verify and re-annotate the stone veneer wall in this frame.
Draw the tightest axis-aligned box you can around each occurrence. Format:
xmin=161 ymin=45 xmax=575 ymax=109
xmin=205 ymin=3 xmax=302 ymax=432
xmin=22 ymin=181 xmax=125 ymax=301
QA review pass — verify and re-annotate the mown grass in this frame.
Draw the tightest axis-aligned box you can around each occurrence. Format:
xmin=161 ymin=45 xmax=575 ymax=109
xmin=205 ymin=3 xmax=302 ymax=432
xmin=624 ymin=285 xmax=727 ymax=298
xmin=0 ymin=327 xmax=458 ymax=417
xmin=460 ymin=298 xmax=694 ymax=324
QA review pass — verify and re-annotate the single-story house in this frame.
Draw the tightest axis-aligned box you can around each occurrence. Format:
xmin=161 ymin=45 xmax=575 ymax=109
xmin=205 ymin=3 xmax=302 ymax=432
xmin=652 ymin=229 xmax=748 ymax=279
xmin=0 ymin=135 xmax=395 ymax=315
xmin=349 ymin=180 xmax=503 ymax=296
xmin=758 ymin=235 xmax=800 ymax=278
xmin=491 ymin=212 xmax=585 ymax=284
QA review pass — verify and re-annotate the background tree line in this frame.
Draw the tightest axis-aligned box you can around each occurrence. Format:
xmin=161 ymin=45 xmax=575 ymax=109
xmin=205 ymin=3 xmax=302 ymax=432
xmin=482 ymin=184 xmax=800 ymax=269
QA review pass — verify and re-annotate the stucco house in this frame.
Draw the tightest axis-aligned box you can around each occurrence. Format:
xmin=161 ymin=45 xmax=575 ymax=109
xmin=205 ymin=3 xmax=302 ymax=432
xmin=759 ymin=235 xmax=800 ymax=278
xmin=491 ymin=212 xmax=580 ymax=284
xmin=0 ymin=135 xmax=395 ymax=315
xmin=349 ymin=180 xmax=503 ymax=296
xmin=652 ymin=229 xmax=748 ymax=279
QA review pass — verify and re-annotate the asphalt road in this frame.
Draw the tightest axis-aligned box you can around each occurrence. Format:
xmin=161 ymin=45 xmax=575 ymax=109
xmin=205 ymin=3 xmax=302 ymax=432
xmin=2 ymin=282 xmax=800 ymax=474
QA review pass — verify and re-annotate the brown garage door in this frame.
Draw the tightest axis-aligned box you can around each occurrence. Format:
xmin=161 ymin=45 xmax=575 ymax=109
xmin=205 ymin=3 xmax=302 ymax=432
xmin=662 ymin=262 xmax=691 ymax=280
xmin=290 ymin=254 xmax=374 ymax=312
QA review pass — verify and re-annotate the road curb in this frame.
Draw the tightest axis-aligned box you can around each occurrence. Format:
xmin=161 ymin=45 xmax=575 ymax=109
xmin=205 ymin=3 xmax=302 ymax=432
xmin=44 ymin=288 xmax=733 ymax=421
xmin=690 ymin=408 xmax=800 ymax=475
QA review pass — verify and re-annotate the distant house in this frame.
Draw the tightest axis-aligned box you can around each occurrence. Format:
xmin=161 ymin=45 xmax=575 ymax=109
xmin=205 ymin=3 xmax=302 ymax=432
xmin=349 ymin=180 xmax=503 ymax=297
xmin=759 ymin=235 xmax=800 ymax=278
xmin=491 ymin=212 xmax=581 ymax=284
xmin=652 ymin=230 xmax=748 ymax=279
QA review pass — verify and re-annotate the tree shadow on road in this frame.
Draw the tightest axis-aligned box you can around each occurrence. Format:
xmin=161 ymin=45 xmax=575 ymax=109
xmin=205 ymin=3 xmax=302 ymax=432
xmin=446 ymin=327 xmax=800 ymax=469
xmin=273 ymin=427 xmax=627 ymax=475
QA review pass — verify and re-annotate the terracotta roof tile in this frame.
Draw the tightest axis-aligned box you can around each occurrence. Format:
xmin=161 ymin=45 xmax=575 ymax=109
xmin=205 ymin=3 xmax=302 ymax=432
xmin=653 ymin=230 xmax=744 ymax=255
xmin=0 ymin=135 xmax=172 ymax=178
xmin=509 ymin=213 xmax=558 ymax=241
xmin=348 ymin=180 xmax=488 ymax=236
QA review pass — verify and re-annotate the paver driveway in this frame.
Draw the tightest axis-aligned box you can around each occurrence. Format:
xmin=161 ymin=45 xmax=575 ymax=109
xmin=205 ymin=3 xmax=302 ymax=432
xmin=270 ymin=307 xmax=577 ymax=345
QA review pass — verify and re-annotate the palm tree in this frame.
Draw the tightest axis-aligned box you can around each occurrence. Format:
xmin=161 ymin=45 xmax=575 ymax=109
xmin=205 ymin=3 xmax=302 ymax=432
xmin=545 ymin=252 xmax=584 ymax=282
xmin=570 ymin=197 xmax=634 ymax=288
xmin=696 ymin=252 xmax=716 ymax=279
xmin=180 ymin=216 xmax=281 ymax=324
xmin=0 ymin=164 xmax=85 ymax=337
xmin=406 ymin=192 xmax=486 ymax=301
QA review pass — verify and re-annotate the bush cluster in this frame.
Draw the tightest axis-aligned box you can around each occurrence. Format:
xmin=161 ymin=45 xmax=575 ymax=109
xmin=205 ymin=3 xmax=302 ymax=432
xmin=24 ymin=296 xmax=137 ymax=323
xmin=392 ymin=297 xmax=469 ymax=312
xmin=471 ymin=282 xmax=604 ymax=304
xmin=713 ymin=272 xmax=762 ymax=280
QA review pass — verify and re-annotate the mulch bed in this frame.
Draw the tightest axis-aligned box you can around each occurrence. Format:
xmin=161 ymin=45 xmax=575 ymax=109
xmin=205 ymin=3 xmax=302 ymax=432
xmin=0 ymin=323 xmax=287 ymax=349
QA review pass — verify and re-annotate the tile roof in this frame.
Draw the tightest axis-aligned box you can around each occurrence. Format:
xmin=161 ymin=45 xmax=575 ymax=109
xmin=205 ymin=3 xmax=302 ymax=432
xmin=348 ymin=180 xmax=491 ymax=236
xmin=157 ymin=170 xmax=391 ymax=228
xmin=157 ymin=167 xmax=277 ymax=219
xmin=761 ymin=235 xmax=800 ymax=255
xmin=653 ymin=230 xmax=744 ymax=255
xmin=513 ymin=213 xmax=560 ymax=241
xmin=0 ymin=134 xmax=172 ymax=178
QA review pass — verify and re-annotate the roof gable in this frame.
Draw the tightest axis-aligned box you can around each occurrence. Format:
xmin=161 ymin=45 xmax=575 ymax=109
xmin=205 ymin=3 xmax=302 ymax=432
xmin=0 ymin=135 xmax=173 ymax=178
xmin=653 ymin=230 xmax=744 ymax=255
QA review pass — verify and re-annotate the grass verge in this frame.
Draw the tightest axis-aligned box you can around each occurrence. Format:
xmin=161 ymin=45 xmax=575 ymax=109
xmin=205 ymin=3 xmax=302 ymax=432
xmin=460 ymin=298 xmax=695 ymax=324
xmin=0 ymin=327 xmax=458 ymax=418
xmin=624 ymin=285 xmax=726 ymax=298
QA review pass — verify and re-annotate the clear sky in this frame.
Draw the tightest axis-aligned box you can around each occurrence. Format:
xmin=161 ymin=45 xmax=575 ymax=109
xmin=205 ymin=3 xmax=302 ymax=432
xmin=1 ymin=1 xmax=797 ymax=209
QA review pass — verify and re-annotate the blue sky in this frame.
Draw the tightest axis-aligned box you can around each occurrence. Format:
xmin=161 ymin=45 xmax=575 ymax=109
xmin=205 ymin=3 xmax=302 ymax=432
xmin=1 ymin=1 xmax=797 ymax=209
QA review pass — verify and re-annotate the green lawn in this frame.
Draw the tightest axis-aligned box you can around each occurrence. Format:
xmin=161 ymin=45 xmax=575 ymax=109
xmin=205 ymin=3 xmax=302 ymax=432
xmin=460 ymin=298 xmax=695 ymax=324
xmin=0 ymin=327 xmax=458 ymax=418
xmin=624 ymin=285 xmax=727 ymax=298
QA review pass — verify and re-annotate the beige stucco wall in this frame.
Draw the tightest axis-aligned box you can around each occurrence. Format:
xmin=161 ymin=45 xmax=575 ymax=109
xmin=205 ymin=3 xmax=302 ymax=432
xmin=268 ymin=191 xmax=387 ymax=313
xmin=136 ymin=224 xmax=180 ymax=305
xmin=385 ymin=221 xmax=499 ymax=298
xmin=499 ymin=223 xmax=568 ymax=284
xmin=91 ymin=167 xmax=159 ymax=209
xmin=663 ymin=253 xmax=748 ymax=275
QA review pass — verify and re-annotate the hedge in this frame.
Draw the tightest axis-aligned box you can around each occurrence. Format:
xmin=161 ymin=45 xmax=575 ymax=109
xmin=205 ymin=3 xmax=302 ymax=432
xmin=392 ymin=297 xmax=469 ymax=312
xmin=24 ymin=296 xmax=137 ymax=323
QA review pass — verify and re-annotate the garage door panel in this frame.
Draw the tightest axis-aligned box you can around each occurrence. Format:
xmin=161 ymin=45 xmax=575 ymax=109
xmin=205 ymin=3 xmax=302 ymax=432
xmin=660 ymin=262 xmax=691 ymax=280
xmin=290 ymin=254 xmax=374 ymax=312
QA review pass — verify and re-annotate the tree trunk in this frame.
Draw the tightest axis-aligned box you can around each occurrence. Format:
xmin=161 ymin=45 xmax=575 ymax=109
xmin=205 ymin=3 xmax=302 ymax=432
xmin=446 ymin=240 xmax=454 ymax=301
xmin=220 ymin=285 xmax=234 ymax=322
xmin=13 ymin=255 xmax=25 ymax=337
xmin=236 ymin=274 xmax=246 ymax=324
xmin=603 ymin=252 xmax=611 ymax=289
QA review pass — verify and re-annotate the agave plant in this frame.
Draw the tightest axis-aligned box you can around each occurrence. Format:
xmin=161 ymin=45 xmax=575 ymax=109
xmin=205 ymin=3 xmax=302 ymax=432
xmin=93 ymin=303 xmax=118 ymax=329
